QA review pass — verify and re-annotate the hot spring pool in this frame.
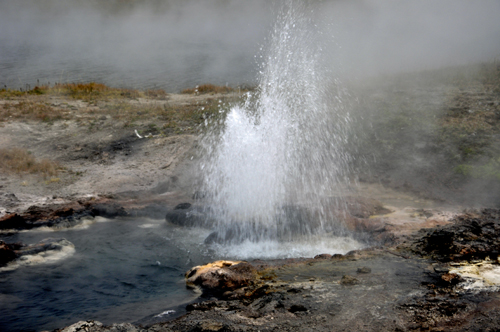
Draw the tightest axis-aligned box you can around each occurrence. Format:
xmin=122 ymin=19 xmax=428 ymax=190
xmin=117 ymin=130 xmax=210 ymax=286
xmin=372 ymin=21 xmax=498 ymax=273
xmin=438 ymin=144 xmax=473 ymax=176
xmin=0 ymin=216 xmax=362 ymax=331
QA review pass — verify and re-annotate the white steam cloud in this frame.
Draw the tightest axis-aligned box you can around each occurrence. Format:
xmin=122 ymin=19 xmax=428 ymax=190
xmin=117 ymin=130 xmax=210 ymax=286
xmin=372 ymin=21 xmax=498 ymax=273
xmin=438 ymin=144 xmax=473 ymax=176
xmin=1 ymin=0 xmax=499 ymax=91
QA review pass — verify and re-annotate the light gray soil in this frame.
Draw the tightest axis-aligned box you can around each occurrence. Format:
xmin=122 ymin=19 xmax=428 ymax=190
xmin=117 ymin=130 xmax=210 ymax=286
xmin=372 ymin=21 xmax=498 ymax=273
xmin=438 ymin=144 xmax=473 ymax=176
xmin=0 ymin=93 xmax=226 ymax=216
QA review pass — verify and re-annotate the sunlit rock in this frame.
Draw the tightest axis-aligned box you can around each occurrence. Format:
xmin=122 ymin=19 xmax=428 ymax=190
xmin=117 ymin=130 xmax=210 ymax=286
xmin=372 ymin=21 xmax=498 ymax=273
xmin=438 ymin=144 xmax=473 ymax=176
xmin=59 ymin=320 xmax=102 ymax=332
xmin=185 ymin=260 xmax=256 ymax=293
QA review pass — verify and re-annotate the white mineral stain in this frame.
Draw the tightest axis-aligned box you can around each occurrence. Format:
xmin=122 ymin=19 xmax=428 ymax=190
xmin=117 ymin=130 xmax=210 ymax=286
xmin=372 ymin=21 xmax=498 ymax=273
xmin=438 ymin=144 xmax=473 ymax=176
xmin=450 ymin=259 xmax=500 ymax=292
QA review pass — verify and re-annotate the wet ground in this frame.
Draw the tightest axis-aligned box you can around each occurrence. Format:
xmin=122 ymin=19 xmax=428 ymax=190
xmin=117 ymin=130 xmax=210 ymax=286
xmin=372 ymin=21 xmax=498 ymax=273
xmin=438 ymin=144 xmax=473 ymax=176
xmin=46 ymin=209 xmax=500 ymax=332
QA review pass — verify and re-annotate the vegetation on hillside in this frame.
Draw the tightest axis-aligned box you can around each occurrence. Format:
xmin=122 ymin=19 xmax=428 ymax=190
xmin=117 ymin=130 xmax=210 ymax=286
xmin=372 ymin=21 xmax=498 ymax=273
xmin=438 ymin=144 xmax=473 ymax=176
xmin=0 ymin=148 xmax=61 ymax=178
xmin=0 ymin=82 xmax=238 ymax=135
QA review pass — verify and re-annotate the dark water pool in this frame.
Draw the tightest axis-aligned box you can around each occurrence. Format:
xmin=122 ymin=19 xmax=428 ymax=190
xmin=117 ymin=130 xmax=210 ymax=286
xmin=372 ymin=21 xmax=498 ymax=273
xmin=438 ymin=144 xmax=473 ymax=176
xmin=0 ymin=218 xmax=214 ymax=332
xmin=0 ymin=215 xmax=363 ymax=331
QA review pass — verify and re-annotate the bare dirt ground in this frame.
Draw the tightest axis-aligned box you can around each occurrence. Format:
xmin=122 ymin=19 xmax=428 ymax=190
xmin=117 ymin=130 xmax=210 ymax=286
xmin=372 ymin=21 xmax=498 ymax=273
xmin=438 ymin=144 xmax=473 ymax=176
xmin=0 ymin=89 xmax=240 ymax=218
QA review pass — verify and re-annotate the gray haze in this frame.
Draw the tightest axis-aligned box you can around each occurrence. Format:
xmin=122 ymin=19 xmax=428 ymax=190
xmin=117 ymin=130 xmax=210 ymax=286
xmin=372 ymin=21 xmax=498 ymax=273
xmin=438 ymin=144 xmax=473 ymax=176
xmin=1 ymin=0 xmax=500 ymax=91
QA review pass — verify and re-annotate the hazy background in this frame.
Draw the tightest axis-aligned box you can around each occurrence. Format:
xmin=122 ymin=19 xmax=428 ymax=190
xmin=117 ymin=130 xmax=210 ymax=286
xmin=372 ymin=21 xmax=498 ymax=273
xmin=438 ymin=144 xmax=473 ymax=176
xmin=1 ymin=0 xmax=500 ymax=92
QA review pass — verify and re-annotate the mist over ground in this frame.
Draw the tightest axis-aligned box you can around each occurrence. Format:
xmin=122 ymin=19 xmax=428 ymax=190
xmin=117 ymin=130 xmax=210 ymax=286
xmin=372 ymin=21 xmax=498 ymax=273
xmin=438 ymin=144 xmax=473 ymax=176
xmin=1 ymin=0 xmax=500 ymax=91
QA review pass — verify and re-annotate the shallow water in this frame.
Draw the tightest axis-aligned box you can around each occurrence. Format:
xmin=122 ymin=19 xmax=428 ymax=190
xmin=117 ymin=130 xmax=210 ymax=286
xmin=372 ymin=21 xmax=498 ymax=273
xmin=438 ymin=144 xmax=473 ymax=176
xmin=0 ymin=217 xmax=362 ymax=331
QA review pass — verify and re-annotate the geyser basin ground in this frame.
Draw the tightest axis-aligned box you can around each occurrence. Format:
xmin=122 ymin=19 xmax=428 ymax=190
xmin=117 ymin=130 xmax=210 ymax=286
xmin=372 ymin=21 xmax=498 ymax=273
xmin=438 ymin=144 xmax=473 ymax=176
xmin=0 ymin=179 xmax=461 ymax=331
xmin=0 ymin=58 xmax=499 ymax=330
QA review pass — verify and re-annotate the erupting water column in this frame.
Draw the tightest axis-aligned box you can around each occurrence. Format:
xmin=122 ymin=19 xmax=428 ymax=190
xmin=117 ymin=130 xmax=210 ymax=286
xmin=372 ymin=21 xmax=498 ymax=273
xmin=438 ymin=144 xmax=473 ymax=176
xmin=200 ymin=1 xmax=354 ymax=250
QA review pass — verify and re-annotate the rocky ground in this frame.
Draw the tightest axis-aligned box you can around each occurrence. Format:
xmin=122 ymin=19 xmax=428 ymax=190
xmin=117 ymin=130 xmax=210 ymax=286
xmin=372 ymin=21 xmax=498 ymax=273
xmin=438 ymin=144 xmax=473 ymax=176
xmin=1 ymin=63 xmax=500 ymax=331
xmin=56 ymin=209 xmax=500 ymax=332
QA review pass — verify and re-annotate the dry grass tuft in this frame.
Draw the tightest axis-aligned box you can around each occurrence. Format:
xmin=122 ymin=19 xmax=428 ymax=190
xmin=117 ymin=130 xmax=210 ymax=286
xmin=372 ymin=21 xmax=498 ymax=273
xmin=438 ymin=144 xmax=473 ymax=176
xmin=181 ymin=84 xmax=233 ymax=95
xmin=0 ymin=81 xmax=240 ymax=132
xmin=54 ymin=82 xmax=128 ymax=100
xmin=0 ymin=101 xmax=68 ymax=122
xmin=0 ymin=82 xmax=157 ymax=101
xmin=0 ymin=85 xmax=51 ymax=98
xmin=145 ymin=89 xmax=168 ymax=99
xmin=64 ymin=82 xmax=108 ymax=95
xmin=0 ymin=148 xmax=61 ymax=177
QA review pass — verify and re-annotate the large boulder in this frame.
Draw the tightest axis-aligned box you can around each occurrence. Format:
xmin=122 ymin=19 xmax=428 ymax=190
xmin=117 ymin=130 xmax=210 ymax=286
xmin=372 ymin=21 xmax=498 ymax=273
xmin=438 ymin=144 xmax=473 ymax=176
xmin=165 ymin=206 xmax=208 ymax=227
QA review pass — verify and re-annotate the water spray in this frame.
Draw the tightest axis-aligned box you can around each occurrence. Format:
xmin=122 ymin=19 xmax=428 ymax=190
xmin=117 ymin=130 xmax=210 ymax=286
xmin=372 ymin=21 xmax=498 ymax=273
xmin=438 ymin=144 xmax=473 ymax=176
xmin=200 ymin=1 xmax=353 ymax=246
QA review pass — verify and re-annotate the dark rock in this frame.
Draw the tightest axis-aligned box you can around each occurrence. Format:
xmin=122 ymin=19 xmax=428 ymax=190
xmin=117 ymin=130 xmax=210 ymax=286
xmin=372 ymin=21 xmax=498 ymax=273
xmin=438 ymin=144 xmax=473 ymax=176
xmin=204 ymin=231 xmax=220 ymax=244
xmin=174 ymin=202 xmax=192 ymax=210
xmin=440 ymin=273 xmax=461 ymax=285
xmin=166 ymin=208 xmax=206 ymax=227
xmin=16 ymin=238 xmax=73 ymax=257
xmin=421 ymin=229 xmax=456 ymax=258
xmin=356 ymin=267 xmax=372 ymax=274
xmin=314 ymin=253 xmax=332 ymax=259
xmin=399 ymin=296 xmax=468 ymax=323
xmin=189 ymin=321 xmax=230 ymax=332
xmin=287 ymin=288 xmax=302 ymax=293
xmin=414 ymin=209 xmax=500 ymax=262
xmin=433 ymin=265 xmax=450 ymax=274
xmin=91 ymin=203 xmax=129 ymax=218
xmin=203 ymin=227 xmax=242 ymax=245
xmin=186 ymin=301 xmax=218 ymax=312
xmin=288 ymin=304 xmax=308 ymax=313
xmin=340 ymin=275 xmax=359 ymax=285
xmin=222 ymin=287 xmax=246 ymax=300
xmin=0 ymin=213 xmax=29 ymax=230
xmin=0 ymin=240 xmax=18 ymax=266
xmin=56 ymin=320 xmax=103 ymax=332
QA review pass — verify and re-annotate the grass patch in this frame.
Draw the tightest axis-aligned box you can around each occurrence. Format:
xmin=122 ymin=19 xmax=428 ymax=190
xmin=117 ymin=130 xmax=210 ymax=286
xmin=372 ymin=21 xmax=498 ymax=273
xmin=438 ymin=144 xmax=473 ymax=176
xmin=181 ymin=84 xmax=234 ymax=95
xmin=0 ymin=100 xmax=69 ymax=122
xmin=0 ymin=148 xmax=61 ymax=177
xmin=145 ymin=89 xmax=168 ymax=99
xmin=52 ymin=82 xmax=141 ymax=101
xmin=1 ymin=82 xmax=166 ymax=101
xmin=103 ymin=97 xmax=233 ymax=134
xmin=0 ymin=81 xmax=241 ymax=134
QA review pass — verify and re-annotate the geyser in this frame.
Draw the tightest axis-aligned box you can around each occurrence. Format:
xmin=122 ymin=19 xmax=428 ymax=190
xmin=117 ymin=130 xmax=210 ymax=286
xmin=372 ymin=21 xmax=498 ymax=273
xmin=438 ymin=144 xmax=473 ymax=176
xmin=200 ymin=1 xmax=354 ymax=246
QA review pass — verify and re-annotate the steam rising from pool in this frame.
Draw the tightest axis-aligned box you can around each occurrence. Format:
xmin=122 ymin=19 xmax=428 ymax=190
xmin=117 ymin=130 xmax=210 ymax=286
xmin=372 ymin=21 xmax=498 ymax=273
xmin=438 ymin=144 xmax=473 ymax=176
xmin=200 ymin=1 xmax=355 ymax=251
